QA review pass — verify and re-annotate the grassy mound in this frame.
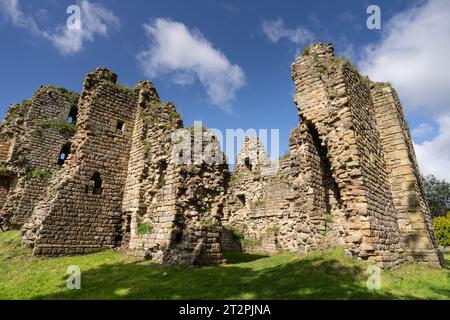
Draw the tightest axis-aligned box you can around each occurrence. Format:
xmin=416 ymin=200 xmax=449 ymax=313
xmin=0 ymin=230 xmax=449 ymax=300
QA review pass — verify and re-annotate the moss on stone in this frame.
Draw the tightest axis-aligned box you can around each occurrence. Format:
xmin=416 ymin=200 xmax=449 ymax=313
xmin=137 ymin=222 xmax=153 ymax=235
xmin=200 ymin=217 xmax=213 ymax=227
xmin=21 ymin=99 xmax=32 ymax=106
xmin=0 ymin=164 xmax=7 ymax=173
xmin=115 ymin=83 xmax=134 ymax=94
xmin=302 ymin=46 xmax=310 ymax=55
xmin=142 ymin=139 xmax=150 ymax=153
xmin=27 ymin=168 xmax=52 ymax=180
xmin=36 ymin=119 xmax=76 ymax=134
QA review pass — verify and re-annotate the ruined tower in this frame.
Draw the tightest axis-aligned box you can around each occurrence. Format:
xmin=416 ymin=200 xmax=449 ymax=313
xmin=223 ymin=43 xmax=442 ymax=267
xmin=1 ymin=67 xmax=226 ymax=265
xmin=0 ymin=86 xmax=78 ymax=227
xmin=0 ymin=43 xmax=443 ymax=268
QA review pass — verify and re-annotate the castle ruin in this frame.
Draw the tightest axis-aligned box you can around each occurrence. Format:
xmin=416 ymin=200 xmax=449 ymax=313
xmin=0 ymin=43 xmax=443 ymax=268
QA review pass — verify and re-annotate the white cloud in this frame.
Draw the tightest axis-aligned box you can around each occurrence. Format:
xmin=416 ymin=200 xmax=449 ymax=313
xmin=261 ymin=18 xmax=314 ymax=45
xmin=43 ymin=0 xmax=119 ymax=55
xmin=360 ymin=0 xmax=450 ymax=181
xmin=0 ymin=0 xmax=40 ymax=34
xmin=0 ymin=0 xmax=119 ymax=55
xmin=411 ymin=123 xmax=434 ymax=138
xmin=360 ymin=0 xmax=450 ymax=115
xmin=137 ymin=18 xmax=245 ymax=113
xmin=415 ymin=116 xmax=450 ymax=181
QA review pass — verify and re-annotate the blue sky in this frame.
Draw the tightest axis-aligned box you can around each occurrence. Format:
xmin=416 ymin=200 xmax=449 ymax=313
xmin=1 ymin=0 xmax=449 ymax=179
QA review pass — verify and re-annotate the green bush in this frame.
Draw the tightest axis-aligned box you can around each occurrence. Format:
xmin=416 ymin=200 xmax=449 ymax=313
xmin=433 ymin=212 xmax=450 ymax=246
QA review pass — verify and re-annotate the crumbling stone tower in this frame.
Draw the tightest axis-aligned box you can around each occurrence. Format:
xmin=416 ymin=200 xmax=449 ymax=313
xmin=223 ymin=43 xmax=442 ymax=267
xmin=0 ymin=67 xmax=227 ymax=265
xmin=121 ymin=81 xmax=228 ymax=265
xmin=0 ymin=86 xmax=78 ymax=226
xmin=0 ymin=43 xmax=443 ymax=268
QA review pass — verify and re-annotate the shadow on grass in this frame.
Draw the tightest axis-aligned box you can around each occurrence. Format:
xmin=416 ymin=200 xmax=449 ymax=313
xmin=223 ymin=252 xmax=268 ymax=263
xmin=33 ymin=255 xmax=420 ymax=300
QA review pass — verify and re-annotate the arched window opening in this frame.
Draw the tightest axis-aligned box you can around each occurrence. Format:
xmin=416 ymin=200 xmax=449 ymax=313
xmin=67 ymin=106 xmax=78 ymax=124
xmin=85 ymin=172 xmax=103 ymax=195
xmin=57 ymin=143 xmax=71 ymax=166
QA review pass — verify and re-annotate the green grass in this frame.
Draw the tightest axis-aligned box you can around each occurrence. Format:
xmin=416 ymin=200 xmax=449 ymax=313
xmin=0 ymin=230 xmax=449 ymax=300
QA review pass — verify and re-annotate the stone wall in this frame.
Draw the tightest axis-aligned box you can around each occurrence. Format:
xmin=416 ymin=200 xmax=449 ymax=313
xmin=122 ymin=90 xmax=227 ymax=264
xmin=22 ymin=68 xmax=136 ymax=254
xmin=371 ymin=84 xmax=442 ymax=264
xmin=223 ymin=124 xmax=346 ymax=255
xmin=223 ymin=43 xmax=442 ymax=268
xmin=0 ymin=44 xmax=443 ymax=268
xmin=0 ymin=86 xmax=78 ymax=226
xmin=0 ymin=176 xmax=11 ymax=211
xmin=11 ymin=67 xmax=227 ymax=265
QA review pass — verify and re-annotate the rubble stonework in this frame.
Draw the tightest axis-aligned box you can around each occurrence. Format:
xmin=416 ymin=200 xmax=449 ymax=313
xmin=222 ymin=43 xmax=443 ymax=267
xmin=0 ymin=87 xmax=78 ymax=227
xmin=0 ymin=43 xmax=443 ymax=268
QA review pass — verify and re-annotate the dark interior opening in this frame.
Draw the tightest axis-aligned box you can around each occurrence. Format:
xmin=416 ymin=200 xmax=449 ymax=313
xmin=157 ymin=160 xmax=167 ymax=188
xmin=244 ymin=157 xmax=252 ymax=171
xmin=306 ymin=121 xmax=342 ymax=216
xmin=173 ymin=230 xmax=183 ymax=243
xmin=237 ymin=194 xmax=246 ymax=206
xmin=67 ymin=106 xmax=78 ymax=124
xmin=57 ymin=143 xmax=71 ymax=166
xmin=116 ymin=121 xmax=124 ymax=132
xmin=85 ymin=172 xmax=103 ymax=195
xmin=0 ymin=175 xmax=12 ymax=211
xmin=117 ymin=211 xmax=131 ymax=247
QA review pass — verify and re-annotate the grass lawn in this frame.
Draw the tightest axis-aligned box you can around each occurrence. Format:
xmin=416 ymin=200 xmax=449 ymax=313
xmin=0 ymin=230 xmax=449 ymax=300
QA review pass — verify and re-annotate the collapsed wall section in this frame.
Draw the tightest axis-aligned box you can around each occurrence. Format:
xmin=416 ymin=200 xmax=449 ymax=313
xmin=0 ymin=103 xmax=27 ymax=217
xmin=223 ymin=128 xmax=347 ymax=255
xmin=123 ymin=91 xmax=227 ymax=264
xmin=22 ymin=68 xmax=136 ymax=255
xmin=1 ymin=87 xmax=78 ymax=226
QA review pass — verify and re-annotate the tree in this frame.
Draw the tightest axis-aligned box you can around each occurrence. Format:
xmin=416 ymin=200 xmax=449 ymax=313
xmin=421 ymin=174 xmax=450 ymax=217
